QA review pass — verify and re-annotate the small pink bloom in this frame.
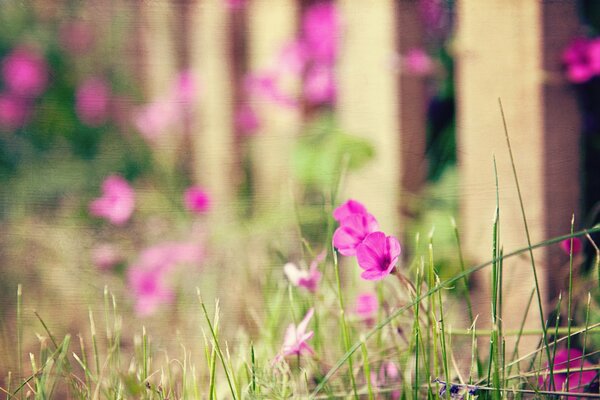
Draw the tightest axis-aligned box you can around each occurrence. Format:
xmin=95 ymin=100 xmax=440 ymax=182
xmin=371 ymin=362 xmax=400 ymax=400
xmin=354 ymin=293 xmax=378 ymax=324
xmin=133 ymin=99 xmax=179 ymax=141
xmin=91 ymin=243 xmax=122 ymax=270
xmin=304 ymin=65 xmax=336 ymax=106
xmin=59 ymin=21 xmax=94 ymax=54
xmin=403 ymin=48 xmax=434 ymax=76
xmin=356 ymin=231 xmax=401 ymax=280
xmin=302 ymin=2 xmax=340 ymax=65
xmin=89 ymin=175 xmax=135 ymax=225
xmin=276 ymin=308 xmax=315 ymax=361
xmin=235 ymin=104 xmax=260 ymax=135
xmin=128 ymin=265 xmax=174 ymax=316
xmin=538 ymin=348 xmax=596 ymax=399
xmin=283 ymin=251 xmax=325 ymax=293
xmin=560 ymin=237 xmax=583 ymax=256
xmin=333 ymin=213 xmax=379 ymax=256
xmin=2 ymin=47 xmax=48 ymax=97
xmin=333 ymin=199 xmax=368 ymax=222
xmin=562 ymin=38 xmax=594 ymax=84
xmin=184 ymin=186 xmax=211 ymax=214
xmin=76 ymin=77 xmax=110 ymax=126
xmin=0 ymin=94 xmax=29 ymax=130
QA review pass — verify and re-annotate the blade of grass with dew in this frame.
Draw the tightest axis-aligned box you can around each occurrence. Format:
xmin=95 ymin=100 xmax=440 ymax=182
xmin=506 ymin=288 xmax=535 ymax=379
xmin=435 ymin=274 xmax=450 ymax=396
xmin=426 ymin=236 xmax=440 ymax=383
xmin=579 ymin=293 xmax=592 ymax=392
xmin=16 ymin=284 xmax=22 ymax=400
xmin=498 ymin=98 xmax=555 ymax=387
xmin=360 ymin=339 xmax=374 ymax=400
xmin=309 ymin=225 xmax=600 ymax=398
xmin=566 ymin=214 xmax=575 ymax=388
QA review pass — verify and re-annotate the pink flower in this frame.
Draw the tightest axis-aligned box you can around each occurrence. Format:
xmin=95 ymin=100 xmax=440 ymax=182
xmin=333 ymin=199 xmax=368 ymax=222
xmin=403 ymin=48 xmax=434 ymax=76
xmin=184 ymin=186 xmax=211 ymax=214
xmin=371 ymin=362 xmax=400 ymax=400
xmin=128 ymin=265 xmax=174 ymax=316
xmin=235 ymin=104 xmax=261 ymax=135
xmin=538 ymin=349 xmax=596 ymax=399
xmin=560 ymin=237 xmax=583 ymax=256
xmin=0 ymin=94 xmax=30 ymax=130
xmin=333 ymin=213 xmax=379 ymax=256
xmin=277 ymin=40 xmax=308 ymax=75
xmin=303 ymin=65 xmax=336 ymax=106
xmin=2 ymin=47 xmax=48 ymax=97
xmin=283 ymin=251 xmax=325 ymax=293
xmin=276 ymin=308 xmax=315 ymax=361
xmin=354 ymin=293 xmax=378 ymax=324
xmin=302 ymin=2 xmax=340 ymax=65
xmin=356 ymin=231 xmax=401 ymax=280
xmin=245 ymin=71 xmax=297 ymax=108
xmin=76 ymin=77 xmax=110 ymax=126
xmin=91 ymin=243 xmax=122 ymax=270
xmin=225 ymin=0 xmax=246 ymax=10
xmin=174 ymin=70 xmax=198 ymax=105
xmin=562 ymin=38 xmax=595 ymax=84
xmin=89 ymin=175 xmax=135 ymax=225
xmin=59 ymin=21 xmax=94 ymax=55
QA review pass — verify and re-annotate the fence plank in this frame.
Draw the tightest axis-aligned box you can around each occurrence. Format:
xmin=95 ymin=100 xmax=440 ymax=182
xmin=247 ymin=0 xmax=301 ymax=214
xmin=337 ymin=0 xmax=400 ymax=234
xmin=456 ymin=0 xmax=580 ymax=347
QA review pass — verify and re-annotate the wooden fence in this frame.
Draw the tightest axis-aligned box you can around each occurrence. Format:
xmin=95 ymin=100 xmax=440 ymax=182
xmin=132 ymin=0 xmax=581 ymax=339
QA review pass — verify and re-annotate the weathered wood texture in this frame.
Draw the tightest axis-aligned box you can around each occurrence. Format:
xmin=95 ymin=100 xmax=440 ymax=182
xmin=456 ymin=0 xmax=579 ymax=339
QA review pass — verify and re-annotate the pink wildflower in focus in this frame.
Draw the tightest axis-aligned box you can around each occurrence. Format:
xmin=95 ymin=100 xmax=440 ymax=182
xmin=302 ymin=2 xmax=340 ymax=65
xmin=91 ymin=243 xmax=122 ymax=270
xmin=2 ymin=47 xmax=48 ymax=97
xmin=59 ymin=21 xmax=94 ymax=54
xmin=403 ymin=48 xmax=434 ymax=76
xmin=275 ymin=308 xmax=315 ymax=361
xmin=560 ymin=237 xmax=583 ymax=256
xmin=76 ymin=77 xmax=110 ymax=126
xmin=283 ymin=251 xmax=325 ymax=293
xmin=89 ymin=175 xmax=135 ymax=225
xmin=0 ymin=94 xmax=29 ymax=130
xmin=356 ymin=231 xmax=401 ymax=280
xmin=304 ymin=65 xmax=336 ymax=106
xmin=333 ymin=199 xmax=368 ymax=222
xmin=538 ymin=348 xmax=596 ymax=399
xmin=235 ymin=104 xmax=260 ymax=135
xmin=128 ymin=265 xmax=174 ymax=316
xmin=354 ymin=293 xmax=378 ymax=324
xmin=333 ymin=213 xmax=379 ymax=256
xmin=184 ymin=186 xmax=211 ymax=214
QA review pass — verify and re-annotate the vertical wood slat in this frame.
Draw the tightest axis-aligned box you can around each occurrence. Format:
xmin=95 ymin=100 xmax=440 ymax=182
xmin=456 ymin=0 xmax=579 ymax=347
xmin=337 ymin=0 xmax=400 ymax=234
xmin=247 ymin=0 xmax=300 ymax=215
xmin=190 ymin=0 xmax=235 ymax=219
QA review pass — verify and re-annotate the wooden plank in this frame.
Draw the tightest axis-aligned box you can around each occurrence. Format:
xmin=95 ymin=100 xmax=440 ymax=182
xmin=189 ymin=0 xmax=236 ymax=218
xmin=337 ymin=0 xmax=400 ymax=234
xmin=247 ymin=0 xmax=301 ymax=214
xmin=456 ymin=0 xmax=579 ymax=348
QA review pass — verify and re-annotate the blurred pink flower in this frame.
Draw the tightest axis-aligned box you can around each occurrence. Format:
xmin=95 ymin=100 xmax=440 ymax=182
xmin=235 ymin=104 xmax=261 ymax=135
xmin=59 ymin=21 xmax=94 ymax=54
xmin=333 ymin=199 xmax=368 ymax=222
xmin=225 ymin=0 xmax=246 ymax=10
xmin=135 ymin=242 xmax=204 ymax=274
xmin=275 ymin=308 xmax=315 ymax=361
xmin=91 ymin=243 xmax=122 ymax=270
xmin=277 ymin=40 xmax=308 ymax=75
xmin=89 ymin=175 xmax=135 ymax=225
xmin=304 ymin=65 xmax=336 ymax=105
xmin=356 ymin=231 xmax=401 ymax=280
xmin=245 ymin=71 xmax=297 ymax=108
xmin=0 ymin=94 xmax=29 ymax=130
xmin=538 ymin=348 xmax=596 ymax=399
xmin=562 ymin=38 xmax=594 ymax=84
xmin=354 ymin=292 xmax=378 ymax=324
xmin=283 ymin=251 xmax=325 ymax=293
xmin=302 ymin=2 xmax=340 ymax=65
xmin=133 ymin=71 xmax=199 ymax=140
xmin=2 ymin=47 xmax=48 ymax=97
xmin=184 ymin=186 xmax=211 ymax=214
xmin=403 ymin=48 xmax=434 ymax=76
xmin=371 ymin=361 xmax=400 ymax=400
xmin=128 ymin=265 xmax=174 ymax=316
xmin=76 ymin=77 xmax=110 ymax=126
xmin=560 ymin=237 xmax=583 ymax=256
xmin=333 ymin=213 xmax=379 ymax=256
